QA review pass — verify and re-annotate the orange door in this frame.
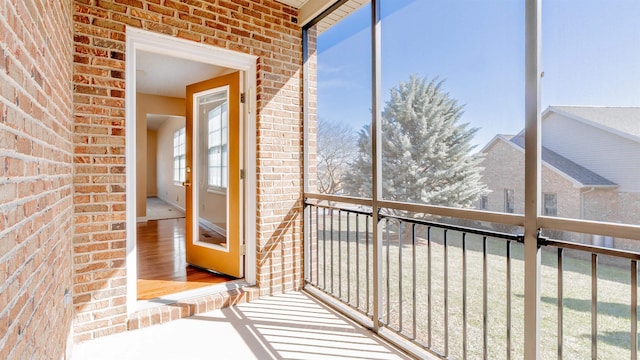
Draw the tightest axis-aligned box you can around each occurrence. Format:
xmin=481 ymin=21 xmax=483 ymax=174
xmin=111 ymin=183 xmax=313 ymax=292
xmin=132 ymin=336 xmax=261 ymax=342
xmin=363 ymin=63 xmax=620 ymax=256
xmin=185 ymin=72 xmax=243 ymax=278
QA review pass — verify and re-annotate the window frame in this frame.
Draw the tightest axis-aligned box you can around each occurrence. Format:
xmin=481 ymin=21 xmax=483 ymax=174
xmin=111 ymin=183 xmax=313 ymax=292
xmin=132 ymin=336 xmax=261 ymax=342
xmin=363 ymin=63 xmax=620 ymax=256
xmin=543 ymin=192 xmax=557 ymax=217
xmin=504 ymin=189 xmax=515 ymax=214
xmin=207 ymin=101 xmax=228 ymax=192
xmin=173 ymin=127 xmax=186 ymax=184
xmin=479 ymin=195 xmax=489 ymax=210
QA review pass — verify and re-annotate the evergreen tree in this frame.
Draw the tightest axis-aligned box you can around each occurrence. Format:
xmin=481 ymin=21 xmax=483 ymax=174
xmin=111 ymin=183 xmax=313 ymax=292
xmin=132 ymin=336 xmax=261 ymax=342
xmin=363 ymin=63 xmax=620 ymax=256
xmin=343 ymin=75 xmax=486 ymax=208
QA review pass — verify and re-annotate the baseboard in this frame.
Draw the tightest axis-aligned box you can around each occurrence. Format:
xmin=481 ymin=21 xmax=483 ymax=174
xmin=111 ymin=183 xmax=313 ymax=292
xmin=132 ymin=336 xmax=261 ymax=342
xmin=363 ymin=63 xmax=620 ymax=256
xmin=156 ymin=195 xmax=185 ymax=212
xmin=199 ymin=218 xmax=226 ymax=236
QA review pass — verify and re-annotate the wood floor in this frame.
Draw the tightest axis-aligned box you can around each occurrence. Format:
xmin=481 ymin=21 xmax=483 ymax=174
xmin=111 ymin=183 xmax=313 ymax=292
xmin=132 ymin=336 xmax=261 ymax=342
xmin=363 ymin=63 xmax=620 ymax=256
xmin=137 ymin=218 xmax=233 ymax=300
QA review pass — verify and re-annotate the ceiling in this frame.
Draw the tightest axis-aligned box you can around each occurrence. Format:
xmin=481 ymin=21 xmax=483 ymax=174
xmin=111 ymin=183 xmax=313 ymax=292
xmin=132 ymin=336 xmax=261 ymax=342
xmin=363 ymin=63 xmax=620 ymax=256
xmin=277 ymin=0 xmax=368 ymax=33
xmin=146 ymin=114 xmax=184 ymax=130
xmin=277 ymin=0 xmax=309 ymax=7
xmin=277 ymin=0 xmax=339 ymax=27
xmin=137 ymin=50 xmax=230 ymax=130
xmin=136 ymin=50 xmax=231 ymax=99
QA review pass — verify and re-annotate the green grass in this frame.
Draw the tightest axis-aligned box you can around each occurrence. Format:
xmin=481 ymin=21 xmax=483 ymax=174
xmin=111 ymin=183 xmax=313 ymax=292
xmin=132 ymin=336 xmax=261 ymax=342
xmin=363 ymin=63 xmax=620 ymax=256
xmin=308 ymin=212 xmax=639 ymax=360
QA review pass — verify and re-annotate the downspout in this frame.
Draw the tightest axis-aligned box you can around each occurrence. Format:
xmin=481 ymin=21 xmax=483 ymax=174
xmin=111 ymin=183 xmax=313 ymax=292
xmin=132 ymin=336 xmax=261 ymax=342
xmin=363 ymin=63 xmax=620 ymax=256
xmin=581 ymin=187 xmax=596 ymax=246
xmin=580 ymin=187 xmax=595 ymax=220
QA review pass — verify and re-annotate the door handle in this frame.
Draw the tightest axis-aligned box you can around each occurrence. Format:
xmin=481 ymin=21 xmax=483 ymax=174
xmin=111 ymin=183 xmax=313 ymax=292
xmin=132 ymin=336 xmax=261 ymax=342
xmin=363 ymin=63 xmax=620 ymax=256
xmin=182 ymin=182 xmax=191 ymax=187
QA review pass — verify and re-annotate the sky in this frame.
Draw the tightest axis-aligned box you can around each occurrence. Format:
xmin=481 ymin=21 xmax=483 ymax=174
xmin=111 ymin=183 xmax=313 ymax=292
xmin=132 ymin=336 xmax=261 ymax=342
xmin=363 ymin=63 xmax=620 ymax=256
xmin=316 ymin=0 xmax=640 ymax=149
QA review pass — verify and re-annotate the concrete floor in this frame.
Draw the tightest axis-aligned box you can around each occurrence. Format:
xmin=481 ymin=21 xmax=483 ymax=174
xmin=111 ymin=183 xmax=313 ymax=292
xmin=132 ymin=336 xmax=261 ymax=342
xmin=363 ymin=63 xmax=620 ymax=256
xmin=73 ymin=292 xmax=414 ymax=360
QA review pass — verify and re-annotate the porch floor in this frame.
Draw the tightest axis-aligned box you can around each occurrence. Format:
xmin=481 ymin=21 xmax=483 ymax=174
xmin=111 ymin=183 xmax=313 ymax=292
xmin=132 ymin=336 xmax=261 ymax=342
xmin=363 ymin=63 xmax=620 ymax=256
xmin=73 ymin=291 xmax=413 ymax=360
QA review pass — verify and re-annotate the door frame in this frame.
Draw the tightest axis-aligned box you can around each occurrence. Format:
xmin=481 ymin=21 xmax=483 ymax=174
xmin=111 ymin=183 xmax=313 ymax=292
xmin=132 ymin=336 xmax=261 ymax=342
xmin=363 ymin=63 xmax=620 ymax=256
xmin=124 ymin=27 xmax=257 ymax=312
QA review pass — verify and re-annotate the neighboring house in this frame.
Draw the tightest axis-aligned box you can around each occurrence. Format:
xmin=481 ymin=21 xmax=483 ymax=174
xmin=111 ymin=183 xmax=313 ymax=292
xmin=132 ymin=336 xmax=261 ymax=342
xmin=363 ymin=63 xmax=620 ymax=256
xmin=479 ymin=106 xmax=640 ymax=247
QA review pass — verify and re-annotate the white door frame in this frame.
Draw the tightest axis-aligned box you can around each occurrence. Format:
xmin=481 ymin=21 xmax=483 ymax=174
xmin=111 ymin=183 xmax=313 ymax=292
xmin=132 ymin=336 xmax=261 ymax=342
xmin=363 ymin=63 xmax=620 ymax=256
xmin=125 ymin=27 xmax=257 ymax=312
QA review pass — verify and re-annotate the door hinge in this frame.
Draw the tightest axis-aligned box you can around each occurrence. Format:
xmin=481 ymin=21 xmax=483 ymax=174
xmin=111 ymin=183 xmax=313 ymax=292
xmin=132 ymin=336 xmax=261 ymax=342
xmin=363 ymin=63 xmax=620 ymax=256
xmin=240 ymin=92 xmax=246 ymax=103
xmin=240 ymin=169 xmax=245 ymax=180
xmin=240 ymin=244 xmax=246 ymax=256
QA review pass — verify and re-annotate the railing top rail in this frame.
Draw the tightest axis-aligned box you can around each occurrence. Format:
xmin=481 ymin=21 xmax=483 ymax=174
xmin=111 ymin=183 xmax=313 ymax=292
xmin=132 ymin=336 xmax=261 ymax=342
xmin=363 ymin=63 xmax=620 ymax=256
xmin=304 ymin=193 xmax=525 ymax=226
xmin=379 ymin=213 xmax=524 ymax=242
xmin=540 ymin=237 xmax=640 ymax=260
xmin=304 ymin=193 xmax=372 ymax=207
xmin=539 ymin=216 xmax=640 ymax=241
xmin=307 ymin=202 xmax=374 ymax=217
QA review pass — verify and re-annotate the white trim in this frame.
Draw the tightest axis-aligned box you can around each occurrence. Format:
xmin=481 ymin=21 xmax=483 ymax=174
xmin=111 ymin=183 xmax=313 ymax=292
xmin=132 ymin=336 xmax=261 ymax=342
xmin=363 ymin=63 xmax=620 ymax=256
xmin=155 ymin=196 xmax=186 ymax=213
xmin=298 ymin=0 xmax=335 ymax=26
xmin=484 ymin=134 xmax=619 ymax=189
xmin=125 ymin=33 xmax=138 ymax=313
xmin=125 ymin=27 xmax=258 ymax=314
xmin=488 ymin=135 xmax=586 ymax=188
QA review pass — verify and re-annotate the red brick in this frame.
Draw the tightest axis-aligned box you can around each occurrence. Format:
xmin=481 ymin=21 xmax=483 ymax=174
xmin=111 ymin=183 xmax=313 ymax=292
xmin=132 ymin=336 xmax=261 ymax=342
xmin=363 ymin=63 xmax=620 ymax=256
xmin=130 ymin=8 xmax=160 ymax=22
xmin=147 ymin=4 xmax=174 ymax=17
xmin=2 ymin=0 xmax=75 ymax=358
xmin=165 ymin=0 xmax=189 ymax=13
xmin=65 ymin=0 xmax=305 ymax=342
xmin=114 ymin=0 xmax=144 ymax=9
xmin=97 ymin=0 xmax=127 ymax=13
xmin=178 ymin=12 xmax=202 ymax=25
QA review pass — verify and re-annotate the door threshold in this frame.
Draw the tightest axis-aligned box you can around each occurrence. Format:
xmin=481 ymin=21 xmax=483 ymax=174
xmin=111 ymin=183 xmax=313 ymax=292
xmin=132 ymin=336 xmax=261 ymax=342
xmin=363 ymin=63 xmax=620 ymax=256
xmin=128 ymin=280 xmax=259 ymax=331
xmin=134 ymin=279 xmax=248 ymax=312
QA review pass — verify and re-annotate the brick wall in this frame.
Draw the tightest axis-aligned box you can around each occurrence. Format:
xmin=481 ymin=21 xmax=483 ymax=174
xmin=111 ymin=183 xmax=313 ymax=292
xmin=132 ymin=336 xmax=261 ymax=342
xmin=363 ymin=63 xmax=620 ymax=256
xmin=479 ymin=139 xmax=526 ymax=215
xmin=72 ymin=0 xmax=303 ymax=340
xmin=0 ymin=0 xmax=75 ymax=359
xmin=480 ymin=138 xmax=584 ymax=219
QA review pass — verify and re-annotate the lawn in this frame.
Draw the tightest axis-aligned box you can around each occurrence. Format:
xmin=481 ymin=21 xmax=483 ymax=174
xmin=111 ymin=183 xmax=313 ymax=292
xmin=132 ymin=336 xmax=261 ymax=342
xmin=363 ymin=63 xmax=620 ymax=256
xmin=308 ymin=210 xmax=639 ymax=359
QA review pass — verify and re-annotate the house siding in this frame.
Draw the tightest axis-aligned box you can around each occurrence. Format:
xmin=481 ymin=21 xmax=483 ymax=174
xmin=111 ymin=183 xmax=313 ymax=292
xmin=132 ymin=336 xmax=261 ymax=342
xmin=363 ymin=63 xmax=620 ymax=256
xmin=543 ymin=113 xmax=640 ymax=192
xmin=72 ymin=0 xmax=304 ymax=342
xmin=0 ymin=0 xmax=75 ymax=359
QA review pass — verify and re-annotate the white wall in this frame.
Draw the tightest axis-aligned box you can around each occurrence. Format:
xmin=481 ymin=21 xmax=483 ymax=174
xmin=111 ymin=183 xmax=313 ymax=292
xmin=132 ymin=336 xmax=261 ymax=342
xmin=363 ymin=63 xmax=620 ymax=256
xmin=157 ymin=117 xmax=186 ymax=210
xmin=543 ymin=113 xmax=640 ymax=192
xmin=136 ymin=93 xmax=185 ymax=217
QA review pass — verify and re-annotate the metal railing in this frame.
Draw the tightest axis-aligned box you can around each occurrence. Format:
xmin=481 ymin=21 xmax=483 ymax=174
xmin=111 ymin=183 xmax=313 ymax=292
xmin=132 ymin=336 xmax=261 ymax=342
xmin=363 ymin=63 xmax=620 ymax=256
xmin=539 ymin=236 xmax=640 ymax=360
xmin=305 ymin=199 xmax=525 ymax=359
xmin=304 ymin=197 xmax=640 ymax=359
xmin=376 ymin=214 xmax=523 ymax=359
xmin=306 ymin=203 xmax=375 ymax=319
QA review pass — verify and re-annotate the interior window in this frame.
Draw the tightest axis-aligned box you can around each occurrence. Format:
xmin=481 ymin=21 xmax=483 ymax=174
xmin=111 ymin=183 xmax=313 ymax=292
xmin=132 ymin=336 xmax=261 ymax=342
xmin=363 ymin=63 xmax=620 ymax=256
xmin=504 ymin=189 xmax=514 ymax=213
xmin=543 ymin=192 xmax=557 ymax=216
xmin=173 ymin=127 xmax=186 ymax=183
xmin=208 ymin=102 xmax=228 ymax=189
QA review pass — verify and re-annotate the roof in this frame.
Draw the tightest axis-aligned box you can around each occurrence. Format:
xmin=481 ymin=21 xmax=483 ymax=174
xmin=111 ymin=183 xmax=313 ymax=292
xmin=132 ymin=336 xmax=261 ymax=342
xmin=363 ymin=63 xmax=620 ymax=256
xmin=547 ymin=106 xmax=640 ymax=141
xmin=510 ymin=134 xmax=617 ymax=187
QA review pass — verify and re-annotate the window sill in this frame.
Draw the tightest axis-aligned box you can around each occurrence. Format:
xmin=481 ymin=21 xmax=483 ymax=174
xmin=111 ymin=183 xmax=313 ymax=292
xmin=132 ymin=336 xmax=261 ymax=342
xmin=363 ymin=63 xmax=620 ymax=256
xmin=207 ymin=187 xmax=226 ymax=195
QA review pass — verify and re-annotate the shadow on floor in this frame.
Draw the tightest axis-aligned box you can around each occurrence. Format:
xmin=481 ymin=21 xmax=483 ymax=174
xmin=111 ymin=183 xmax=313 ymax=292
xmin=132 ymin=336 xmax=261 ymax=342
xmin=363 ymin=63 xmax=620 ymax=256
xmin=73 ymin=291 xmax=412 ymax=360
